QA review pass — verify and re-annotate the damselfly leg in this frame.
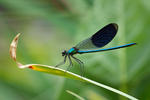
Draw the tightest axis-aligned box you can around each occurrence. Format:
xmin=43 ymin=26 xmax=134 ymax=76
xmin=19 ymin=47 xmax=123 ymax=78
xmin=55 ymin=55 xmax=67 ymax=67
xmin=66 ymin=55 xmax=73 ymax=71
xmin=71 ymin=55 xmax=84 ymax=76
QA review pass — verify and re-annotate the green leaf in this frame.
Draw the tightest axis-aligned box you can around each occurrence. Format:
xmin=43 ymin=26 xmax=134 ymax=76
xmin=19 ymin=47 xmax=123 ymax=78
xmin=9 ymin=33 xmax=138 ymax=100
xmin=66 ymin=90 xmax=85 ymax=100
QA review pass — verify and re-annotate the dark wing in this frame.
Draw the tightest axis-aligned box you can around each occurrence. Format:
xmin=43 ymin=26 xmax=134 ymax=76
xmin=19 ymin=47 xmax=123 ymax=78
xmin=75 ymin=23 xmax=118 ymax=50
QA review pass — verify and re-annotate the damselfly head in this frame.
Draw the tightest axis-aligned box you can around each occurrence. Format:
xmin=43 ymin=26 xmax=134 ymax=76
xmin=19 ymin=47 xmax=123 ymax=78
xmin=62 ymin=50 xmax=67 ymax=56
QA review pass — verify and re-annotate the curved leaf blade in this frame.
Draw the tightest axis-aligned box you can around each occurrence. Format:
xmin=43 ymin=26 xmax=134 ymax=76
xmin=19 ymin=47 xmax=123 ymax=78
xmin=9 ymin=33 xmax=138 ymax=100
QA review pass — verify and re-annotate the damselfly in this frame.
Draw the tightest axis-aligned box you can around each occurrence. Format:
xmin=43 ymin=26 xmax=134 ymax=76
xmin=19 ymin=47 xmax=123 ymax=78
xmin=56 ymin=23 xmax=136 ymax=75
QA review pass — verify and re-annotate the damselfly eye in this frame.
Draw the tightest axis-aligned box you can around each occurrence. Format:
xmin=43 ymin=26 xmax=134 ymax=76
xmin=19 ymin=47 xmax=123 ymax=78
xmin=62 ymin=50 xmax=66 ymax=56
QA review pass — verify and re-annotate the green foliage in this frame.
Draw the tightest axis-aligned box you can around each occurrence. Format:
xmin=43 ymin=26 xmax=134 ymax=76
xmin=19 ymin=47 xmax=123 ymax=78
xmin=0 ymin=0 xmax=150 ymax=100
xmin=9 ymin=34 xmax=137 ymax=100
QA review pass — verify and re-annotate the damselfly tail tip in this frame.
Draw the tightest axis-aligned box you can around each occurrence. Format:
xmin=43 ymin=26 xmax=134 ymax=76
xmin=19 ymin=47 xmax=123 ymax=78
xmin=129 ymin=43 xmax=137 ymax=47
xmin=132 ymin=43 xmax=137 ymax=45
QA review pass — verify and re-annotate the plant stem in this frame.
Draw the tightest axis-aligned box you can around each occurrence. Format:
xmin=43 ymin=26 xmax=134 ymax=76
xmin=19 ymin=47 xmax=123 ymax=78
xmin=117 ymin=0 xmax=128 ymax=100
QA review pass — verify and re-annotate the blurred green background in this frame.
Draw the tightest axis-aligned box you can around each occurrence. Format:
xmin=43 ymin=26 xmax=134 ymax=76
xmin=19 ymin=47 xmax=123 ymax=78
xmin=0 ymin=0 xmax=150 ymax=100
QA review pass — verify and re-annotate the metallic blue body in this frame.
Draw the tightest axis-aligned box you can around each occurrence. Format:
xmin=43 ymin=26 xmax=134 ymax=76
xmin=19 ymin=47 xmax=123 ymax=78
xmin=78 ymin=43 xmax=135 ymax=54
xmin=68 ymin=48 xmax=75 ymax=54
